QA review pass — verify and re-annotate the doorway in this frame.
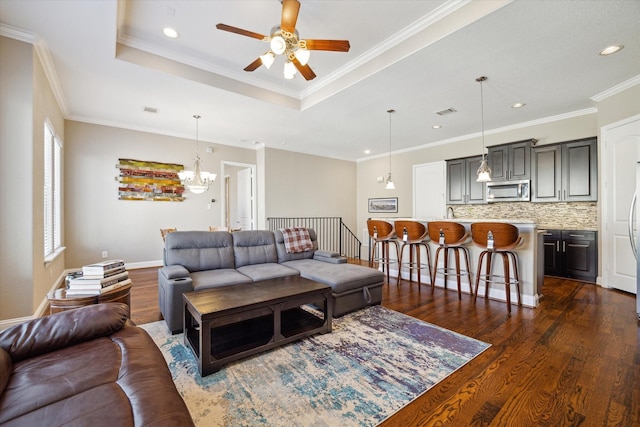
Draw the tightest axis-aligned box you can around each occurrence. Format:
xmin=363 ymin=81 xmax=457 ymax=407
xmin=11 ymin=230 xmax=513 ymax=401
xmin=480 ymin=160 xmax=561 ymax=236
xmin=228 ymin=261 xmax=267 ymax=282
xmin=413 ymin=161 xmax=446 ymax=219
xmin=602 ymin=115 xmax=640 ymax=294
xmin=220 ymin=161 xmax=257 ymax=231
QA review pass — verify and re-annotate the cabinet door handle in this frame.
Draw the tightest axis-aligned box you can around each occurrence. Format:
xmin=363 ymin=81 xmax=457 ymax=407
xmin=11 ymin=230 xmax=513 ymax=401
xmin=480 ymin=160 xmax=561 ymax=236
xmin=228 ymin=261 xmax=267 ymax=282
xmin=563 ymin=241 xmax=566 ymax=252
xmin=569 ymin=234 xmax=585 ymax=238
xmin=558 ymin=190 xmax=561 ymax=199
xmin=564 ymin=190 xmax=566 ymax=199
xmin=568 ymin=243 xmax=590 ymax=248
xmin=556 ymin=241 xmax=560 ymax=252
xmin=544 ymin=232 xmax=553 ymax=236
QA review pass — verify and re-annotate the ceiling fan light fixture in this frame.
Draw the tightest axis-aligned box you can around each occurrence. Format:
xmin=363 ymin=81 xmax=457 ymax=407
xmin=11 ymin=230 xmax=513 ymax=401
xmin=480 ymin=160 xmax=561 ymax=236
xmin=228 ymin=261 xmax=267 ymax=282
xmin=260 ymin=51 xmax=275 ymax=69
xmin=294 ymin=47 xmax=310 ymax=66
xmin=284 ymin=60 xmax=297 ymax=79
xmin=270 ymin=34 xmax=286 ymax=55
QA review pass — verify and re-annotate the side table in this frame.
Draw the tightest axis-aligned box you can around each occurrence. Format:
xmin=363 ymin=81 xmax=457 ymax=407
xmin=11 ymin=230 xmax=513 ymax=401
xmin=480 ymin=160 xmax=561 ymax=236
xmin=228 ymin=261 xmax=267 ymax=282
xmin=47 ymin=282 xmax=132 ymax=316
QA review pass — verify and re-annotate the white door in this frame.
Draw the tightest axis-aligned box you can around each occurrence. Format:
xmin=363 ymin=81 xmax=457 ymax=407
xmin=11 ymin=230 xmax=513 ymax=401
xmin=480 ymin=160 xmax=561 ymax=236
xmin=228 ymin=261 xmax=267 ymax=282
xmin=237 ymin=167 xmax=253 ymax=230
xmin=602 ymin=116 xmax=640 ymax=294
xmin=413 ymin=161 xmax=446 ymax=219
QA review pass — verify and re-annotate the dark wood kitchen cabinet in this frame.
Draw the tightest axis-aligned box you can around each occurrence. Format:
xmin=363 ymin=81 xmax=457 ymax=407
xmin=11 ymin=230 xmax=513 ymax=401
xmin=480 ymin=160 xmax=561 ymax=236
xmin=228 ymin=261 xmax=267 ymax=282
xmin=542 ymin=229 xmax=597 ymax=282
xmin=446 ymin=156 xmax=486 ymax=205
xmin=531 ymin=137 xmax=597 ymax=202
xmin=487 ymin=140 xmax=531 ymax=181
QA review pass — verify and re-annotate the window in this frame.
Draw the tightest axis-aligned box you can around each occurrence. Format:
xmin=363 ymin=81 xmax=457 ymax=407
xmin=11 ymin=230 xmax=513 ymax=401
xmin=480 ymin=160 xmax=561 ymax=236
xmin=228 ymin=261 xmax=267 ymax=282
xmin=44 ymin=121 xmax=62 ymax=261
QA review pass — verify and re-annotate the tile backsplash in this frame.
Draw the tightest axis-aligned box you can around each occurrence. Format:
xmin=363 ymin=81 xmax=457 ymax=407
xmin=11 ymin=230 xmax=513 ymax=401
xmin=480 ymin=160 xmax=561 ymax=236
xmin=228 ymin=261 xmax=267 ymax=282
xmin=449 ymin=202 xmax=597 ymax=230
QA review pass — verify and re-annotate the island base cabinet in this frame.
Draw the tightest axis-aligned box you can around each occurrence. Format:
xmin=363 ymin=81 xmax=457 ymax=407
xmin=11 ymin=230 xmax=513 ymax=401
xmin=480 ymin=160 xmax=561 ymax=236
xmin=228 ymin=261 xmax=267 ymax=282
xmin=543 ymin=230 xmax=597 ymax=283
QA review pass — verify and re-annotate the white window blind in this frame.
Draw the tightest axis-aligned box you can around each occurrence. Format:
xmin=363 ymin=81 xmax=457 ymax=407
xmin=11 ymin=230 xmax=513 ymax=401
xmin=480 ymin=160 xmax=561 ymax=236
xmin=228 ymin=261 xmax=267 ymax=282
xmin=44 ymin=121 xmax=62 ymax=260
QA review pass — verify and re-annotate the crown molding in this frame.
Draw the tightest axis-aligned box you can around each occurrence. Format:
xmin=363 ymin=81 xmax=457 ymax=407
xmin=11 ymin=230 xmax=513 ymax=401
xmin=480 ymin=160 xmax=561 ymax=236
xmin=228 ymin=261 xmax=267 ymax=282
xmin=0 ymin=23 xmax=36 ymax=43
xmin=591 ymin=74 xmax=640 ymax=103
xmin=357 ymin=107 xmax=597 ymax=162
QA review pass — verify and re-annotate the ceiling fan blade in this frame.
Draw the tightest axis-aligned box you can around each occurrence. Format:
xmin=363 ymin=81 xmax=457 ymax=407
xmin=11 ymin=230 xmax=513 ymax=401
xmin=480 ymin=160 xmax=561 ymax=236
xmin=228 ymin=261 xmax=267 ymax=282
xmin=304 ymin=39 xmax=350 ymax=52
xmin=244 ymin=57 xmax=263 ymax=72
xmin=281 ymin=0 xmax=300 ymax=33
xmin=292 ymin=57 xmax=316 ymax=81
xmin=216 ymin=23 xmax=267 ymax=41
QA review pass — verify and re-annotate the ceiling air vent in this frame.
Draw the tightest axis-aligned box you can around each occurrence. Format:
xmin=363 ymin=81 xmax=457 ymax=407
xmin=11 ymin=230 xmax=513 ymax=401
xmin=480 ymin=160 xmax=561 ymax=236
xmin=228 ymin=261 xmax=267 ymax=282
xmin=436 ymin=108 xmax=457 ymax=116
xmin=143 ymin=106 xmax=159 ymax=114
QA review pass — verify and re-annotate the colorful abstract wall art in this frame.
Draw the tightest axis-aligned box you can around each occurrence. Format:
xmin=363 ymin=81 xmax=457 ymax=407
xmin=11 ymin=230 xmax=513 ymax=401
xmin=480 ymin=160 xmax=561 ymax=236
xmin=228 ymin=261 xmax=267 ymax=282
xmin=117 ymin=158 xmax=185 ymax=201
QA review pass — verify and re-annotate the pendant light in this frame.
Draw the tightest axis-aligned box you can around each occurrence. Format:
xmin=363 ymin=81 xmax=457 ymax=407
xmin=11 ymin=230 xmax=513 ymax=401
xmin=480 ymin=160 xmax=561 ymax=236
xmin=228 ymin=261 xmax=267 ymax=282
xmin=178 ymin=115 xmax=216 ymax=194
xmin=476 ymin=76 xmax=492 ymax=182
xmin=385 ymin=109 xmax=396 ymax=190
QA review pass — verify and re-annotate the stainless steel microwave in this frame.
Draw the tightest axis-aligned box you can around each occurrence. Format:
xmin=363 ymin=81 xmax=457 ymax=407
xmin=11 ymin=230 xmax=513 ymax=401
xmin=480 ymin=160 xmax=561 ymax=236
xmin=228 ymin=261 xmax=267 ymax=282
xmin=486 ymin=179 xmax=530 ymax=202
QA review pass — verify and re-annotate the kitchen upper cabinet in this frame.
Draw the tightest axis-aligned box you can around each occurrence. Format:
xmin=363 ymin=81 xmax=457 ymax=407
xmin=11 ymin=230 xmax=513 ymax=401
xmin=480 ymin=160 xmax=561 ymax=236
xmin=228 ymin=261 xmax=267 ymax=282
xmin=563 ymin=139 xmax=598 ymax=201
xmin=531 ymin=137 xmax=597 ymax=202
xmin=446 ymin=156 xmax=486 ymax=205
xmin=487 ymin=140 xmax=531 ymax=181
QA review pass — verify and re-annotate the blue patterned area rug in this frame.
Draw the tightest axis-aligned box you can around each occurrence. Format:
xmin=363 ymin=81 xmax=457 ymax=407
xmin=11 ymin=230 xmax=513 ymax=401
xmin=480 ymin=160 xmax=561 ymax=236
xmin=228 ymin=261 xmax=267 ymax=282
xmin=140 ymin=305 xmax=489 ymax=426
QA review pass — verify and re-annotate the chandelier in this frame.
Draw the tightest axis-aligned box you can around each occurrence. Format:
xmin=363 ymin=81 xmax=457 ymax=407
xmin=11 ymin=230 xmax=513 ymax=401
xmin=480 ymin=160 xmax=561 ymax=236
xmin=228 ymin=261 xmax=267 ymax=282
xmin=259 ymin=26 xmax=311 ymax=79
xmin=475 ymin=76 xmax=492 ymax=182
xmin=178 ymin=115 xmax=216 ymax=194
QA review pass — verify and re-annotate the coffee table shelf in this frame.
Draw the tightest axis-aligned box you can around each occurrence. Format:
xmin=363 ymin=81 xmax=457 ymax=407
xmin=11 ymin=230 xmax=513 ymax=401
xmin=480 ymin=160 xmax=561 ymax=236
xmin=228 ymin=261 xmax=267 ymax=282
xmin=183 ymin=277 xmax=332 ymax=376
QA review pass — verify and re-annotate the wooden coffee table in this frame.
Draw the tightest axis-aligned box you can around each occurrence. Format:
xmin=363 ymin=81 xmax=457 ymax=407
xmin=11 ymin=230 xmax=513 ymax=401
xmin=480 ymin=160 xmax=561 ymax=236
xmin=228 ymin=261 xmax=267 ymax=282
xmin=182 ymin=276 xmax=332 ymax=376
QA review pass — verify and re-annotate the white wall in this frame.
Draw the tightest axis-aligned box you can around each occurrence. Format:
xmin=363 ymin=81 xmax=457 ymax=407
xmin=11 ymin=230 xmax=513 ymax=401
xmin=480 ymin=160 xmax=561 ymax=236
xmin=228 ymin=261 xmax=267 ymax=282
xmin=0 ymin=36 xmax=65 ymax=320
xmin=64 ymin=121 xmax=257 ymax=268
xmin=264 ymin=147 xmax=358 ymax=232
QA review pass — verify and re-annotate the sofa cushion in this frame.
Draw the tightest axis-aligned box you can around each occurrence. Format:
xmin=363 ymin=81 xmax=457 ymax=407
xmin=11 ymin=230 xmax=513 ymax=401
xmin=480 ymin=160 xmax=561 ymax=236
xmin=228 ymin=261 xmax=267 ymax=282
xmin=191 ymin=269 xmax=252 ymax=291
xmin=237 ymin=263 xmax=299 ymax=282
xmin=274 ymin=229 xmax=318 ymax=263
xmin=0 ymin=303 xmax=128 ymax=363
xmin=282 ymin=259 xmax=384 ymax=294
xmin=233 ymin=230 xmax=278 ymax=267
xmin=165 ymin=231 xmax=235 ymax=272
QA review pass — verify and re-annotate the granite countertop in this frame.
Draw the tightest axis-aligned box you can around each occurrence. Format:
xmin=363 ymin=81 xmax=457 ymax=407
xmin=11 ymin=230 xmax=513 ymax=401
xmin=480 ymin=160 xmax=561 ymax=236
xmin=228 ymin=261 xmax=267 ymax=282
xmin=440 ymin=218 xmax=537 ymax=224
xmin=537 ymin=226 xmax=598 ymax=231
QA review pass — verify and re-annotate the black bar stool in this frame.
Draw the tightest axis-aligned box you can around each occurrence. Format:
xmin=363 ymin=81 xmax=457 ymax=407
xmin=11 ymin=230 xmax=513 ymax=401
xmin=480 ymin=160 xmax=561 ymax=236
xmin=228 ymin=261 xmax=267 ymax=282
xmin=394 ymin=220 xmax=432 ymax=289
xmin=471 ymin=222 xmax=523 ymax=314
xmin=427 ymin=221 xmax=473 ymax=299
xmin=367 ymin=219 xmax=399 ymax=283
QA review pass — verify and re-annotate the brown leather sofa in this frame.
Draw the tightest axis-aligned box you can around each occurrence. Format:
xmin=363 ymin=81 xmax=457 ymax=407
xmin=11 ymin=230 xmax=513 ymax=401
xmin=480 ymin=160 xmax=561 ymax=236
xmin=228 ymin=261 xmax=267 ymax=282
xmin=0 ymin=303 xmax=194 ymax=426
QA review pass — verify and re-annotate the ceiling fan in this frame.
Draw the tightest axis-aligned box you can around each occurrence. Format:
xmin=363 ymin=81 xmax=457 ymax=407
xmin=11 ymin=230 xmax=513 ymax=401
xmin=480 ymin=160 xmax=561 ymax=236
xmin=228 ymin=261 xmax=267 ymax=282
xmin=216 ymin=0 xmax=350 ymax=80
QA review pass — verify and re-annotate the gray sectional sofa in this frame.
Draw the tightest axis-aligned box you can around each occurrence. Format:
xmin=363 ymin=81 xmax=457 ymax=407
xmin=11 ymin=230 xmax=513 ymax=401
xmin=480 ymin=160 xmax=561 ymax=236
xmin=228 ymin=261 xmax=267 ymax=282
xmin=158 ymin=229 xmax=384 ymax=333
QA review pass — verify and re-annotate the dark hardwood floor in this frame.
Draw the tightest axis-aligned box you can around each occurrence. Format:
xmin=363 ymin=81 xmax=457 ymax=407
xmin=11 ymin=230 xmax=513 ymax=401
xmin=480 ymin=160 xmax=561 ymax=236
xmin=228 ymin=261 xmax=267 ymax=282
xmin=127 ymin=267 xmax=640 ymax=426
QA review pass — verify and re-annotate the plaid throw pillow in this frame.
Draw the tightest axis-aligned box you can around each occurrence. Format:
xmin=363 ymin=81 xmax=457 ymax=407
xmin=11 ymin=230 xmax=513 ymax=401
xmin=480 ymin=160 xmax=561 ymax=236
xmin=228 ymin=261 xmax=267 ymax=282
xmin=280 ymin=227 xmax=314 ymax=254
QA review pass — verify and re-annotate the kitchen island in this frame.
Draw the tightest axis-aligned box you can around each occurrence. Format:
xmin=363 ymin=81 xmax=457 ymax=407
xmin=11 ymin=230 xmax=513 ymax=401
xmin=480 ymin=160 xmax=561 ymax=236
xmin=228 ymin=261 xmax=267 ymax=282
xmin=370 ymin=218 xmax=542 ymax=308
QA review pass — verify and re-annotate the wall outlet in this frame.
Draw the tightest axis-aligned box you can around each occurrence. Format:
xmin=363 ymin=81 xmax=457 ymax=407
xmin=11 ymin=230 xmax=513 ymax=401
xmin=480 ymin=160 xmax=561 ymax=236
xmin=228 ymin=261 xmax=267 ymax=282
xmin=101 ymin=251 xmax=108 ymax=258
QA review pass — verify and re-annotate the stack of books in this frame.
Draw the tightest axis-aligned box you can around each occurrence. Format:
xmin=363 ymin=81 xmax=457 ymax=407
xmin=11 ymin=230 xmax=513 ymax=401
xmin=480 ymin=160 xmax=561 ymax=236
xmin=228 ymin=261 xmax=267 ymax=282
xmin=66 ymin=260 xmax=131 ymax=296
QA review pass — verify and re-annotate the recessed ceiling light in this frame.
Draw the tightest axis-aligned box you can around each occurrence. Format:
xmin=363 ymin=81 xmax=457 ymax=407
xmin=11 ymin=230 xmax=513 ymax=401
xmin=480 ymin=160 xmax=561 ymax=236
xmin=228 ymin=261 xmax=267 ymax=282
xmin=364 ymin=149 xmax=371 ymax=154
xmin=511 ymin=103 xmax=526 ymax=108
xmin=163 ymin=27 xmax=179 ymax=39
xmin=599 ymin=44 xmax=623 ymax=56
xmin=432 ymin=125 xmax=442 ymax=129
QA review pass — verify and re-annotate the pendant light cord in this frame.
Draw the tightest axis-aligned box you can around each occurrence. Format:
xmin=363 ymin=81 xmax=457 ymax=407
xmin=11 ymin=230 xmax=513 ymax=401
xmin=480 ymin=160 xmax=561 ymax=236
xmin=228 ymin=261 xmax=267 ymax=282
xmin=388 ymin=112 xmax=392 ymax=174
xmin=193 ymin=114 xmax=201 ymax=155
xmin=476 ymin=76 xmax=487 ymax=161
